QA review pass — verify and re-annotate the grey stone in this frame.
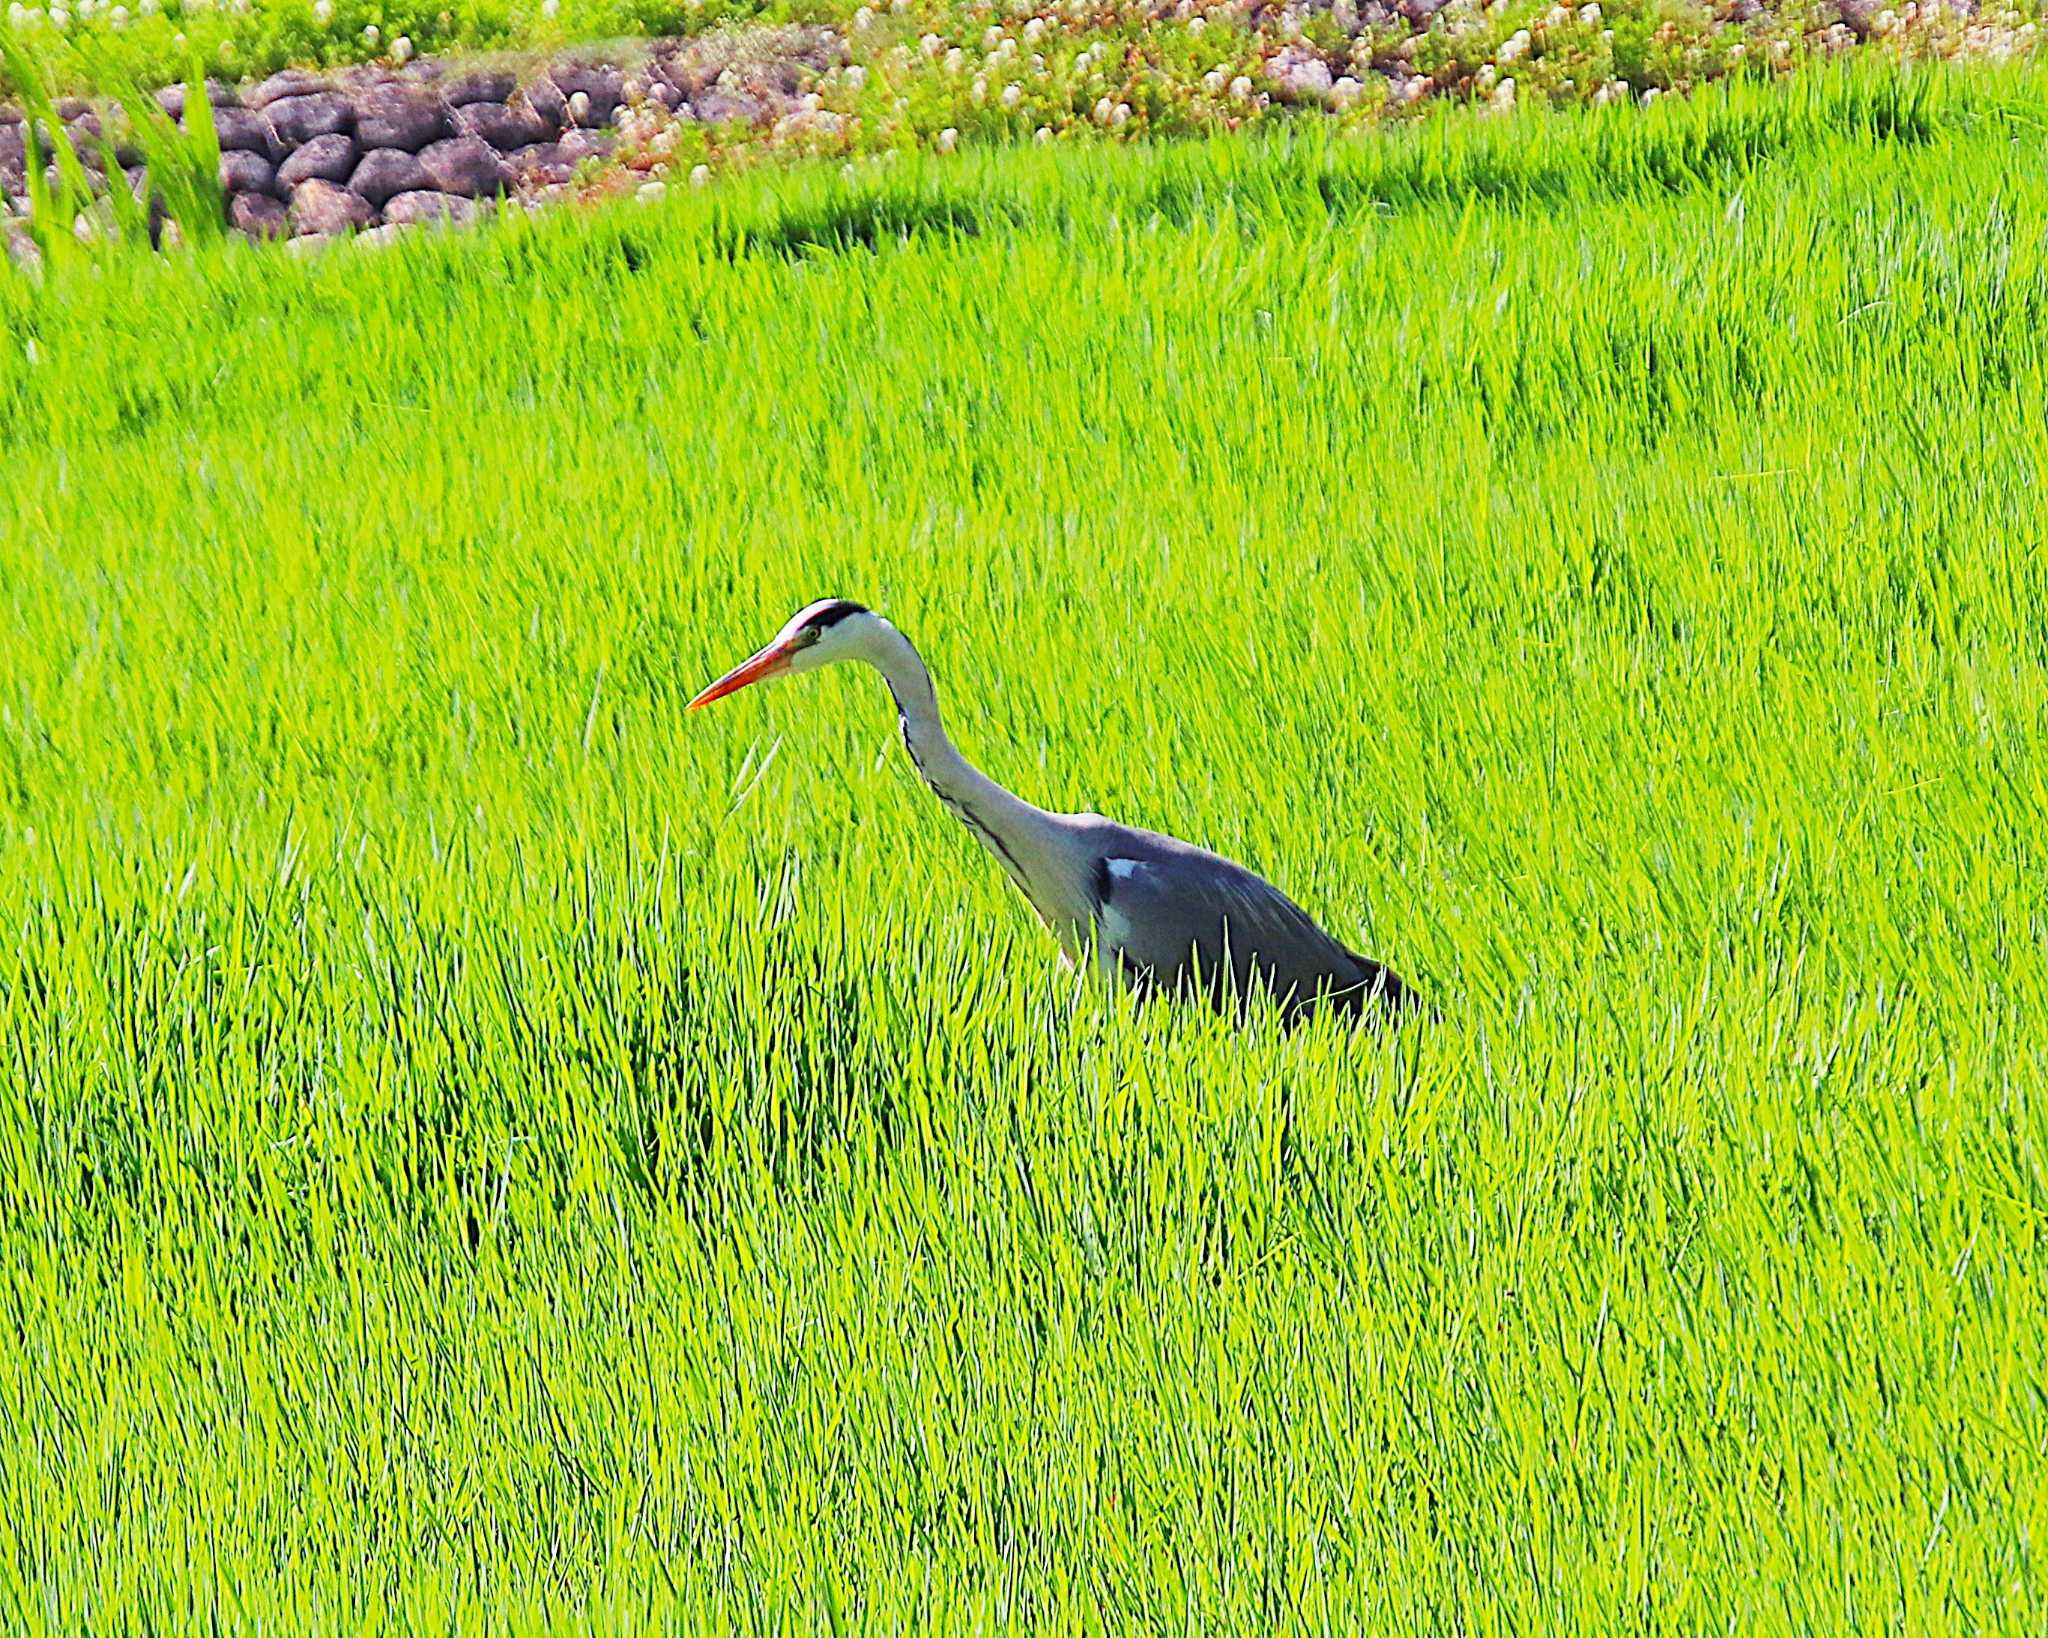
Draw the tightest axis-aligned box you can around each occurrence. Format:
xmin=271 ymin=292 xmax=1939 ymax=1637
xmin=454 ymin=97 xmax=556 ymax=150
xmin=442 ymin=70 xmax=517 ymax=106
xmin=335 ymin=66 xmax=404 ymax=93
xmin=349 ymin=147 xmax=431 ymax=206
xmin=230 ymin=190 xmax=289 ymax=238
xmin=417 ymin=136 xmax=507 ymax=197
xmin=155 ymin=80 xmax=240 ymax=119
xmin=354 ymin=222 xmax=412 ymax=249
xmin=289 ymin=177 xmax=375 ymax=235
xmin=29 ymin=120 xmax=102 ymax=167
xmin=354 ymin=88 xmax=448 ymax=152
xmin=692 ymin=89 xmax=767 ymax=126
xmin=267 ymin=92 xmax=355 ymax=148
xmin=506 ymin=141 xmax=578 ymax=184
xmin=277 ymin=132 xmax=358 ymax=187
xmin=383 ymin=188 xmax=478 ymax=226
xmin=4 ymin=219 xmax=39 ymax=270
xmin=219 ymin=148 xmax=278 ymax=197
xmin=554 ymin=129 xmax=615 ymax=162
xmin=248 ymin=70 xmax=333 ymax=109
xmin=524 ymin=76 xmax=568 ymax=126
xmin=211 ymin=106 xmax=276 ymax=157
xmin=1265 ymin=45 xmax=1334 ymax=104
xmin=551 ymin=65 xmax=623 ymax=127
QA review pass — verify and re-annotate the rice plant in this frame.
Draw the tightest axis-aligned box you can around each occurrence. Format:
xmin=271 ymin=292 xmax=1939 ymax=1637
xmin=0 ymin=62 xmax=2043 ymax=1633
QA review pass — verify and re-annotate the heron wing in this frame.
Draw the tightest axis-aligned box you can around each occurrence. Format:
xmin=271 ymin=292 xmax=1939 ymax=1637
xmin=1088 ymin=828 xmax=1397 ymax=1015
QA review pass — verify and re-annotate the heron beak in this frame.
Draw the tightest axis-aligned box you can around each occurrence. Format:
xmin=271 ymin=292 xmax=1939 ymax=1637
xmin=687 ymin=640 xmax=796 ymax=711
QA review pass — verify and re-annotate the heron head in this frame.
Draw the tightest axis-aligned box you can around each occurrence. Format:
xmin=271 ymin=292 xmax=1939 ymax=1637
xmin=688 ymin=599 xmax=878 ymax=709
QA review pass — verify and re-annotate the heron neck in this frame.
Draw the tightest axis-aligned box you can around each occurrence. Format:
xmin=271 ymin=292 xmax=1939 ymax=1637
xmin=868 ymin=625 xmax=1050 ymax=853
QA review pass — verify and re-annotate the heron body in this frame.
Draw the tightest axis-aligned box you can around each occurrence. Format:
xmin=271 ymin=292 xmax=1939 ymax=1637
xmin=690 ymin=599 xmax=1417 ymax=1022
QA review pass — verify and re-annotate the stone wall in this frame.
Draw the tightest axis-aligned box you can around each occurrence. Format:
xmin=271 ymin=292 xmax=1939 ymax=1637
xmin=0 ymin=28 xmax=846 ymax=247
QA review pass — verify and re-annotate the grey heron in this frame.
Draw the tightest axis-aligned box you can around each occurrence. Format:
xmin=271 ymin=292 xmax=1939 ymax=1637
xmin=690 ymin=599 xmax=1419 ymax=1023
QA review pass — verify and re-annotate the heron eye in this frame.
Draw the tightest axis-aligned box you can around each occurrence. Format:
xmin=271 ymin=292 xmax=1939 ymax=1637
xmin=796 ymin=626 xmax=824 ymax=647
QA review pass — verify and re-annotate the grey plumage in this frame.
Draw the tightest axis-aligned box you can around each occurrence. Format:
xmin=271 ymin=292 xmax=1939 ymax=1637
xmin=690 ymin=600 xmax=1420 ymax=1025
xmin=1077 ymin=822 xmax=1416 ymax=1022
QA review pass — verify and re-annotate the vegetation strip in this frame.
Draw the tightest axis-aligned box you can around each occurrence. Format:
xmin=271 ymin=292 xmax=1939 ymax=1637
xmin=5 ymin=0 xmax=2048 ymax=255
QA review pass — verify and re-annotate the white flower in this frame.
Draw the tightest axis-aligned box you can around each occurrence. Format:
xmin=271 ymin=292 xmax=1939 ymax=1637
xmin=689 ymin=162 xmax=710 ymax=186
xmin=48 ymin=5 xmax=67 ymax=25
xmin=140 ymin=0 xmax=157 ymax=12
xmin=1001 ymin=82 xmax=1021 ymax=107
xmin=936 ymin=125 xmax=956 ymax=151
xmin=109 ymin=1 xmax=126 ymax=22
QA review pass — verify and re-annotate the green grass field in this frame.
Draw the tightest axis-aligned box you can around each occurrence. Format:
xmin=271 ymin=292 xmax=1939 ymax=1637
xmin=4 ymin=66 xmax=2046 ymax=1631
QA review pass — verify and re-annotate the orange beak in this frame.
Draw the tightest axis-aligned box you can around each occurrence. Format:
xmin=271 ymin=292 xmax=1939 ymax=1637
xmin=687 ymin=640 xmax=797 ymax=711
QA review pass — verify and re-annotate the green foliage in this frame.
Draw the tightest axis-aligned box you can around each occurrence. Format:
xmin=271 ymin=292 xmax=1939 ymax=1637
xmin=91 ymin=50 xmax=228 ymax=245
xmin=2 ymin=62 xmax=2047 ymax=1632
xmin=0 ymin=39 xmax=222 ymax=281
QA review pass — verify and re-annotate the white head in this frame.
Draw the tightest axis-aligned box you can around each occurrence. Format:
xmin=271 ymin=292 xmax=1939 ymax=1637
xmin=688 ymin=599 xmax=894 ymax=710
